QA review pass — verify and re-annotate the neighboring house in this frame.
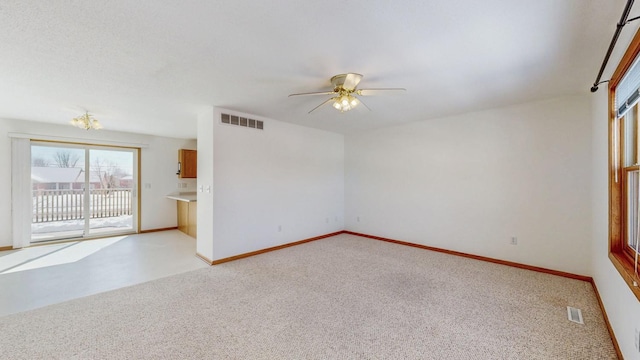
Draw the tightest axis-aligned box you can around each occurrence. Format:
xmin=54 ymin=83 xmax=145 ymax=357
xmin=31 ymin=167 xmax=130 ymax=191
xmin=119 ymin=175 xmax=133 ymax=189
xmin=31 ymin=167 xmax=83 ymax=190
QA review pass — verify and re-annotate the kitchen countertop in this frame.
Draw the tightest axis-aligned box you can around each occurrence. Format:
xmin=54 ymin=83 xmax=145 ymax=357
xmin=165 ymin=192 xmax=197 ymax=202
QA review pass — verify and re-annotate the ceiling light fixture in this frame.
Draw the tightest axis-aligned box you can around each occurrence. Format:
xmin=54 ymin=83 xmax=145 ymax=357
xmin=332 ymin=93 xmax=359 ymax=112
xmin=70 ymin=112 xmax=102 ymax=130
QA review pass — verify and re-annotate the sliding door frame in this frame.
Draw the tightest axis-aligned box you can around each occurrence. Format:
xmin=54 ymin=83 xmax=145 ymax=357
xmin=30 ymin=139 xmax=141 ymax=243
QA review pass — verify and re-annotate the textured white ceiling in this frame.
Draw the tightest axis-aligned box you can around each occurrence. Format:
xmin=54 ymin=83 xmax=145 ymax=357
xmin=0 ymin=0 xmax=637 ymax=138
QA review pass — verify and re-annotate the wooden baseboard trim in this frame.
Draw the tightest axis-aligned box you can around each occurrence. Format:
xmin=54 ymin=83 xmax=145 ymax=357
xmin=344 ymin=231 xmax=593 ymax=282
xmin=591 ymin=280 xmax=623 ymax=360
xmin=196 ymin=252 xmax=214 ymax=265
xmin=140 ymin=227 xmax=178 ymax=234
xmin=211 ymin=231 xmax=344 ymax=265
xmin=197 ymin=230 xmax=619 ymax=356
xmin=0 ymin=246 xmax=13 ymax=252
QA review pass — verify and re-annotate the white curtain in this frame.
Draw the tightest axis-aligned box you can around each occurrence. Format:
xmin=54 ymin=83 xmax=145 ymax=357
xmin=11 ymin=138 xmax=31 ymax=248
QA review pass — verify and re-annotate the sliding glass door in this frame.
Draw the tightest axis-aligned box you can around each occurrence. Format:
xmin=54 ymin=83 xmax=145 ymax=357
xmin=30 ymin=142 xmax=138 ymax=242
xmin=31 ymin=144 xmax=86 ymax=241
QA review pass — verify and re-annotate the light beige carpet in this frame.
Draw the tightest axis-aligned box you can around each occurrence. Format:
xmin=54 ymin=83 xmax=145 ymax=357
xmin=0 ymin=234 xmax=616 ymax=359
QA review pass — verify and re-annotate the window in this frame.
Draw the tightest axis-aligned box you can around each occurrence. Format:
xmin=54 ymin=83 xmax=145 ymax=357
xmin=609 ymin=28 xmax=640 ymax=301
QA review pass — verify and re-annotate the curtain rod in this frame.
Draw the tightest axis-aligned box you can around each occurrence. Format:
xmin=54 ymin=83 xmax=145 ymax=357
xmin=591 ymin=0 xmax=636 ymax=92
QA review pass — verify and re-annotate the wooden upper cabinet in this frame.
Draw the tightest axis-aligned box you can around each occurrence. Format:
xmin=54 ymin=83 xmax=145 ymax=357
xmin=178 ymin=149 xmax=197 ymax=178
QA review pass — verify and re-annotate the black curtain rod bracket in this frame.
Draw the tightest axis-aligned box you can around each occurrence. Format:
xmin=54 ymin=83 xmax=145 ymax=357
xmin=627 ymin=15 xmax=640 ymax=24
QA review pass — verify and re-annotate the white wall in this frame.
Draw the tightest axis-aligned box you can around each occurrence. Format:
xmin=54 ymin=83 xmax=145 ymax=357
xmin=198 ymin=108 xmax=344 ymax=261
xmin=196 ymin=107 xmax=214 ymax=258
xmin=0 ymin=118 xmax=196 ymax=247
xmin=345 ymin=95 xmax=593 ymax=276
xmin=591 ymin=85 xmax=640 ymax=359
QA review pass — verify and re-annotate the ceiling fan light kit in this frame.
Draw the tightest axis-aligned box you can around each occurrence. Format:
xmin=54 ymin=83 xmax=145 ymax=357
xmin=289 ymin=73 xmax=405 ymax=113
xmin=333 ymin=94 xmax=359 ymax=112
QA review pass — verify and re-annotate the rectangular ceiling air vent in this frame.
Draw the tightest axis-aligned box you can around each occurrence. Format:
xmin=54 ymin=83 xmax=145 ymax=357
xmin=221 ymin=113 xmax=264 ymax=130
xmin=567 ymin=306 xmax=584 ymax=324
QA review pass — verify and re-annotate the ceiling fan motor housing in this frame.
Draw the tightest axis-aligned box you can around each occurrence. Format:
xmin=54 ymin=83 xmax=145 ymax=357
xmin=331 ymin=73 xmax=363 ymax=92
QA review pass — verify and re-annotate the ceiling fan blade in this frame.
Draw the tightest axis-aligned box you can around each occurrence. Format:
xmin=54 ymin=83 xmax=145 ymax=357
xmin=342 ymin=73 xmax=363 ymax=91
xmin=288 ymin=91 xmax=336 ymax=97
xmin=308 ymin=97 xmax=336 ymax=114
xmin=355 ymin=96 xmax=372 ymax=111
xmin=356 ymin=88 xmax=406 ymax=96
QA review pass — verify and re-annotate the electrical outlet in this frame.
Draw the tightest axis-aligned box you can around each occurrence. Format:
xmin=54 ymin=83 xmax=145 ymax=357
xmin=510 ymin=237 xmax=518 ymax=245
xmin=635 ymin=327 xmax=639 ymax=352
xmin=278 ymin=225 xmax=282 ymax=232
xmin=325 ymin=217 xmax=329 ymax=223
xmin=357 ymin=216 xmax=360 ymax=222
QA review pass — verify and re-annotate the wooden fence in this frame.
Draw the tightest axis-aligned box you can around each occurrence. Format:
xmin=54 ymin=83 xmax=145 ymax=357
xmin=32 ymin=188 xmax=133 ymax=223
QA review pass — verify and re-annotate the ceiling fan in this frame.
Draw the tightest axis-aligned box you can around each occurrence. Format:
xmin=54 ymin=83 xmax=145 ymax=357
xmin=288 ymin=73 xmax=405 ymax=113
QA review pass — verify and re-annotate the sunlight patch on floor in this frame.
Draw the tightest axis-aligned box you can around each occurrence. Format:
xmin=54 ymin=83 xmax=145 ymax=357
xmin=0 ymin=236 xmax=125 ymax=274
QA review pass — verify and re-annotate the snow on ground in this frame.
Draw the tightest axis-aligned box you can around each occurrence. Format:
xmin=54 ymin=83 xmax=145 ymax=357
xmin=32 ymin=215 xmax=133 ymax=234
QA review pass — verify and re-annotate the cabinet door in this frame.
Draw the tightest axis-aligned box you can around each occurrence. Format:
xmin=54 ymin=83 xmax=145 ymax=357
xmin=177 ymin=201 xmax=189 ymax=234
xmin=179 ymin=149 xmax=197 ymax=178
xmin=187 ymin=202 xmax=197 ymax=238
